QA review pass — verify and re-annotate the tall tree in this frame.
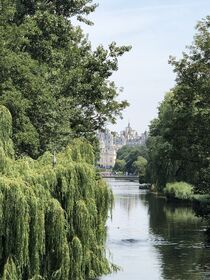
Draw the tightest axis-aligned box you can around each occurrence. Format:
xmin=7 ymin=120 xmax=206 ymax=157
xmin=168 ymin=16 xmax=210 ymax=190
xmin=147 ymin=16 xmax=210 ymax=191
xmin=132 ymin=156 xmax=147 ymax=182
xmin=0 ymin=0 xmax=130 ymax=157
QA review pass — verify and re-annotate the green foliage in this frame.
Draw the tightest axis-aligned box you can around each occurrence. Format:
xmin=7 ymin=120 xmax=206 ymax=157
xmin=0 ymin=106 xmax=14 ymax=158
xmin=0 ymin=105 xmax=113 ymax=279
xmin=0 ymin=0 xmax=130 ymax=158
xmin=14 ymin=0 xmax=98 ymax=24
xmin=147 ymin=16 xmax=210 ymax=192
xmin=2 ymin=258 xmax=21 ymax=280
xmin=113 ymin=159 xmax=126 ymax=173
xmin=164 ymin=182 xmax=194 ymax=201
xmin=132 ymin=156 xmax=147 ymax=182
xmin=116 ymin=144 xmax=148 ymax=174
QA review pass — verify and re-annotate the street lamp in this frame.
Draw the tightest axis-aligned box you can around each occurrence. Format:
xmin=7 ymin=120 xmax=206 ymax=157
xmin=52 ymin=151 xmax=57 ymax=167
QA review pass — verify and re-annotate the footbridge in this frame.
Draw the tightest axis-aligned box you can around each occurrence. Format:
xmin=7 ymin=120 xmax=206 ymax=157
xmin=101 ymin=174 xmax=139 ymax=181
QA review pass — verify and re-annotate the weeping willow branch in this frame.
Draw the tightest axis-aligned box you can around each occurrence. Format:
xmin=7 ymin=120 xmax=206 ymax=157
xmin=0 ymin=105 xmax=114 ymax=280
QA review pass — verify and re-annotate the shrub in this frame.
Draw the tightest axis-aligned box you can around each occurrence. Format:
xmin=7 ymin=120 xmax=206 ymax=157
xmin=164 ymin=182 xmax=194 ymax=200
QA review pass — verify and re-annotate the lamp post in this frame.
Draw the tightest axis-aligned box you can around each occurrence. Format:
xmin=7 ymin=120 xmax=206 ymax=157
xmin=52 ymin=151 xmax=57 ymax=167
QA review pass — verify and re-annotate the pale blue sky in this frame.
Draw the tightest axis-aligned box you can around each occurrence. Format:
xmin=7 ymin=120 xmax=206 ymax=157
xmin=82 ymin=0 xmax=210 ymax=133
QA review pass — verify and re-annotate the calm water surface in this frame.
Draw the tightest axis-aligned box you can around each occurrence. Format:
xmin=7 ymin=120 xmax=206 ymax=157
xmin=101 ymin=179 xmax=210 ymax=280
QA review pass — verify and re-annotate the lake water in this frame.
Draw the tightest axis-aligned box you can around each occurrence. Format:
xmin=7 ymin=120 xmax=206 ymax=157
xmin=101 ymin=179 xmax=210 ymax=280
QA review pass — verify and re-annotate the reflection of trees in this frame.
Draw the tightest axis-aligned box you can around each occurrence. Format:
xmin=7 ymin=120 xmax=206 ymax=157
xmin=165 ymin=207 xmax=201 ymax=224
xmin=117 ymin=194 xmax=140 ymax=216
xmin=145 ymin=193 xmax=210 ymax=280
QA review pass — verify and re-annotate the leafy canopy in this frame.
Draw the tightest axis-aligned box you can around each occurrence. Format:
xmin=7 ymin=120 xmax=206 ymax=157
xmin=0 ymin=0 xmax=131 ymax=157
xmin=0 ymin=105 xmax=114 ymax=279
xmin=147 ymin=16 xmax=210 ymax=192
xmin=115 ymin=144 xmax=148 ymax=175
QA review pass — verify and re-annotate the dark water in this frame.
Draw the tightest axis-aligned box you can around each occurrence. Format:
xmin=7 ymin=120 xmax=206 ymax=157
xmin=101 ymin=179 xmax=210 ymax=280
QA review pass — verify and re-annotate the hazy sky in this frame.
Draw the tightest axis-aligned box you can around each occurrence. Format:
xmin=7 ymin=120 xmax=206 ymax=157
xmin=82 ymin=0 xmax=210 ymax=133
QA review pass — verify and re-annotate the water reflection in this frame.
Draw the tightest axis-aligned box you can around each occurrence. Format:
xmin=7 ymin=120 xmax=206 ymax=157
xmin=101 ymin=179 xmax=210 ymax=280
xmin=118 ymin=194 xmax=140 ymax=217
xmin=146 ymin=193 xmax=210 ymax=280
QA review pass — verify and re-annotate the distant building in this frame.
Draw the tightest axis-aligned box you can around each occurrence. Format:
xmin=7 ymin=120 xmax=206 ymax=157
xmin=97 ymin=130 xmax=116 ymax=169
xmin=97 ymin=124 xmax=148 ymax=169
xmin=118 ymin=122 xmax=147 ymax=148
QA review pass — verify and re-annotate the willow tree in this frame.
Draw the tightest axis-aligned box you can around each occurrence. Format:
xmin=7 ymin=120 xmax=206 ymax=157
xmin=0 ymin=105 xmax=114 ymax=280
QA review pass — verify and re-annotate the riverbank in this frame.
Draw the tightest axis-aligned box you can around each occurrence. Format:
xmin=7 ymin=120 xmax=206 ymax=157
xmin=148 ymin=182 xmax=210 ymax=238
xmin=149 ymin=182 xmax=210 ymax=206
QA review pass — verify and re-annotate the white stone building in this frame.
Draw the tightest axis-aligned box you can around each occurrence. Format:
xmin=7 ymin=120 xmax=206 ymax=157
xmin=97 ymin=129 xmax=116 ymax=168
xmin=97 ymin=124 xmax=147 ymax=169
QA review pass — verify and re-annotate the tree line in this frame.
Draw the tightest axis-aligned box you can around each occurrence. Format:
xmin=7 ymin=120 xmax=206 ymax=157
xmin=113 ymin=145 xmax=148 ymax=183
xmin=146 ymin=16 xmax=210 ymax=194
xmin=114 ymin=17 xmax=210 ymax=195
